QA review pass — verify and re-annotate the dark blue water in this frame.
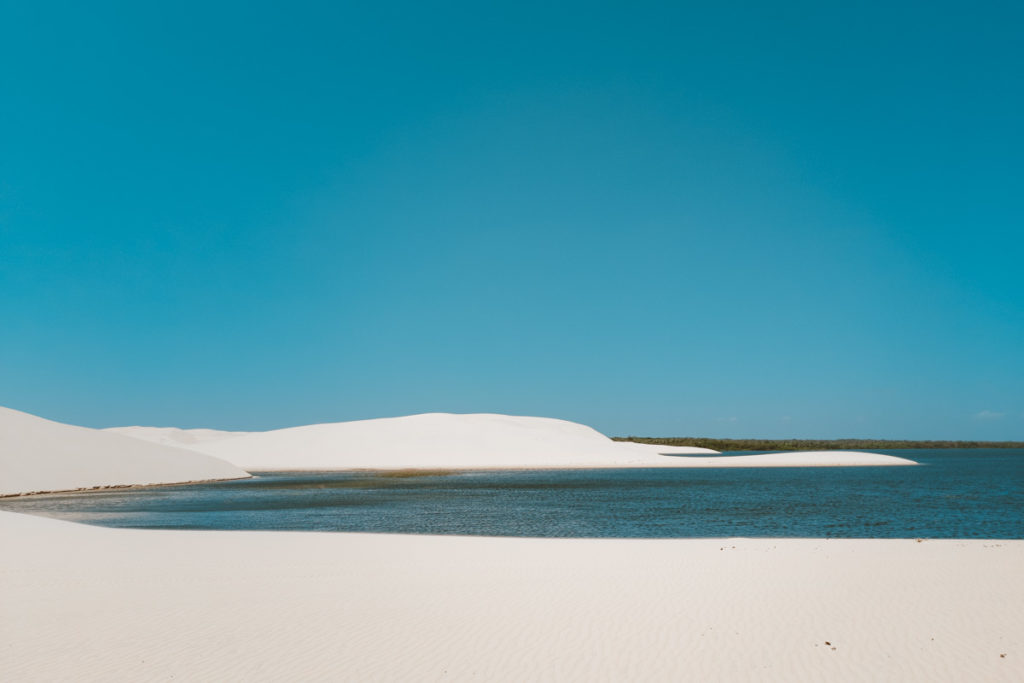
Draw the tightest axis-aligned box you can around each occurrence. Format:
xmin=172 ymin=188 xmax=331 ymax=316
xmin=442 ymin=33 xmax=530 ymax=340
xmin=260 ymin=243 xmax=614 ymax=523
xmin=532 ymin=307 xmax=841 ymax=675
xmin=3 ymin=449 xmax=1022 ymax=538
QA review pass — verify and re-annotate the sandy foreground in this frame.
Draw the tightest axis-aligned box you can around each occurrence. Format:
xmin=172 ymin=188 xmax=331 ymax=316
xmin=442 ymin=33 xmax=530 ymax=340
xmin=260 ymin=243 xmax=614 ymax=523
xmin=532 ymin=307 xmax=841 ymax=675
xmin=2 ymin=511 xmax=1020 ymax=682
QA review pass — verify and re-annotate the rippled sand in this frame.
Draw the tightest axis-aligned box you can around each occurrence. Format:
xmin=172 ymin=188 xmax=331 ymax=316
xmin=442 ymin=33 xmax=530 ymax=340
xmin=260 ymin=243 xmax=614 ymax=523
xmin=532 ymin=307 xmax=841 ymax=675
xmin=2 ymin=511 xmax=1020 ymax=681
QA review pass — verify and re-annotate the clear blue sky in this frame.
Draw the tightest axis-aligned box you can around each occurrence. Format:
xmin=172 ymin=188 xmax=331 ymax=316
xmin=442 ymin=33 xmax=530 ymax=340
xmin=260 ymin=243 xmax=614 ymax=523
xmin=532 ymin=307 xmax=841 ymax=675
xmin=1 ymin=1 xmax=1021 ymax=438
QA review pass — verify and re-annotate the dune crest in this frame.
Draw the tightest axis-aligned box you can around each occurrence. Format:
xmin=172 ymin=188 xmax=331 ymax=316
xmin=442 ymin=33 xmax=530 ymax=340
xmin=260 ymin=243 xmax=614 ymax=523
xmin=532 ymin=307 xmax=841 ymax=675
xmin=104 ymin=425 xmax=249 ymax=446
xmin=148 ymin=412 xmax=917 ymax=470
xmin=184 ymin=412 xmax=715 ymax=470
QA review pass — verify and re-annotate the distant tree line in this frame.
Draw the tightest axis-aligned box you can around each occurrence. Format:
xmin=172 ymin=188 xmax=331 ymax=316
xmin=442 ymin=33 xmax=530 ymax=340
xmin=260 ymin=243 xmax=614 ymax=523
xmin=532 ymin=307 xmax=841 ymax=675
xmin=612 ymin=436 xmax=1024 ymax=452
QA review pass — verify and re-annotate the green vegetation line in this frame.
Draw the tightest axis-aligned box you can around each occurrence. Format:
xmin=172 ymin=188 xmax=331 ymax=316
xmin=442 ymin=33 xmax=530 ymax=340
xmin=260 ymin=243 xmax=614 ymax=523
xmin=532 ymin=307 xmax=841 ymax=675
xmin=612 ymin=437 xmax=1024 ymax=452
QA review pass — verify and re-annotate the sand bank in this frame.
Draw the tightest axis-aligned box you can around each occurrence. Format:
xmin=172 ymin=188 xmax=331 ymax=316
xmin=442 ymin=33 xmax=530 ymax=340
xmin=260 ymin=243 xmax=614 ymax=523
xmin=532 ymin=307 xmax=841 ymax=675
xmin=136 ymin=413 xmax=915 ymax=470
xmin=633 ymin=448 xmax=919 ymax=467
xmin=0 ymin=407 xmax=250 ymax=497
xmin=1 ymin=511 xmax=1018 ymax=682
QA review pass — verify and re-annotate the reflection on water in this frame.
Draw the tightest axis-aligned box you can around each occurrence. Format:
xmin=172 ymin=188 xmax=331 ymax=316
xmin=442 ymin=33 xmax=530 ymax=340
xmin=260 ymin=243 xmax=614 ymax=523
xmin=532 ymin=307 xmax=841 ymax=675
xmin=3 ymin=449 xmax=1022 ymax=538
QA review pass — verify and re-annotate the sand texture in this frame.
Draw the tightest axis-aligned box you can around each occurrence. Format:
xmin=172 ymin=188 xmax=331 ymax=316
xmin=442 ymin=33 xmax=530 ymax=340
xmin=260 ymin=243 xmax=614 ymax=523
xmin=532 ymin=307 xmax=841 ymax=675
xmin=1 ymin=511 xmax=1019 ymax=682
xmin=0 ymin=407 xmax=250 ymax=497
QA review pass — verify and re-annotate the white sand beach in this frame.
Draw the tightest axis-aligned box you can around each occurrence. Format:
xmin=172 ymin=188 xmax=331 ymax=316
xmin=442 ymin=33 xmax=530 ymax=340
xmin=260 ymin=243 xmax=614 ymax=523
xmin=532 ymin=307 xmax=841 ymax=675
xmin=1 ymin=407 xmax=1017 ymax=680
xmin=1 ymin=510 xmax=1021 ymax=682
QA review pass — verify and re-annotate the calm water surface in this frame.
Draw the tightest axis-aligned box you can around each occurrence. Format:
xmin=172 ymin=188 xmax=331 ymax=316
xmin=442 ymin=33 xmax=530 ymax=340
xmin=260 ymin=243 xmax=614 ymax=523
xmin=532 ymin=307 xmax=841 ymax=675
xmin=4 ymin=449 xmax=1023 ymax=538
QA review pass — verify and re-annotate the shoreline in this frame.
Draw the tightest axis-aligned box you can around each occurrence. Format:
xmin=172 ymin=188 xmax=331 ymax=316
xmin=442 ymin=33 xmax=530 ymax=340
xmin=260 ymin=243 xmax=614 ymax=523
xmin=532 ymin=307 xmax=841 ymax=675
xmin=1 ymin=454 xmax=919 ymax=500
xmin=0 ymin=475 xmax=253 ymax=500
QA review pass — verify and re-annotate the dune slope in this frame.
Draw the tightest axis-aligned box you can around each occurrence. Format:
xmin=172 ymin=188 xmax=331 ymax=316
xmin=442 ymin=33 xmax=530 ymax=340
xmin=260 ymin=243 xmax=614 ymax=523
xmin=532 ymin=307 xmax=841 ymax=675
xmin=0 ymin=407 xmax=250 ymax=496
xmin=187 ymin=412 xmax=716 ymax=470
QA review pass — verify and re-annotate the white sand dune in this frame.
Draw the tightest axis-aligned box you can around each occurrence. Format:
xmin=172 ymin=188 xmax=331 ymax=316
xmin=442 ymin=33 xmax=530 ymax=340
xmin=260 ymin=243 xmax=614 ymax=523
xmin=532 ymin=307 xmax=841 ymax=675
xmin=2 ymin=407 xmax=913 ymax=499
xmin=645 ymin=449 xmax=919 ymax=467
xmin=104 ymin=425 xmax=249 ymax=446
xmin=122 ymin=413 xmax=722 ymax=469
xmin=166 ymin=412 xmax=915 ymax=470
xmin=0 ymin=407 xmax=250 ymax=497
xmin=2 ymin=511 xmax=1020 ymax=682
xmin=187 ymin=412 xmax=722 ymax=469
